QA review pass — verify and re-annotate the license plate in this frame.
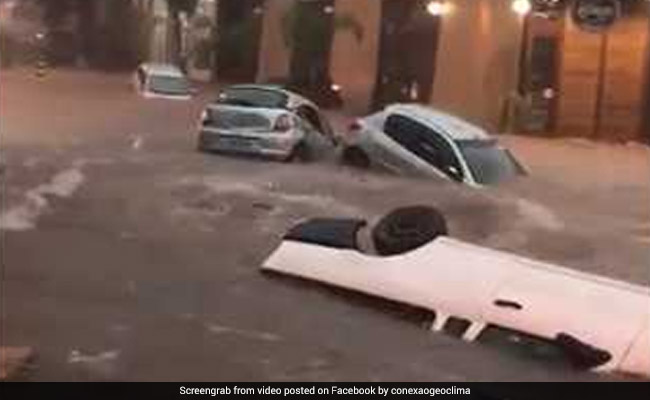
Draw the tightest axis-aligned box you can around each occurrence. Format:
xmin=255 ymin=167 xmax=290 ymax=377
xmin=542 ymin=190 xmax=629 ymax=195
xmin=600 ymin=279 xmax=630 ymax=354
xmin=220 ymin=136 xmax=255 ymax=149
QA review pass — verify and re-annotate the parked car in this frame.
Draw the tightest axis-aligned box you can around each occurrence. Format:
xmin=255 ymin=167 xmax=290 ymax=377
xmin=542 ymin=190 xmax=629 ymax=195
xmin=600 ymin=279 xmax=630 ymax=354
xmin=262 ymin=206 xmax=650 ymax=377
xmin=197 ymin=85 xmax=335 ymax=162
xmin=133 ymin=63 xmax=193 ymax=100
xmin=340 ymin=104 xmax=526 ymax=186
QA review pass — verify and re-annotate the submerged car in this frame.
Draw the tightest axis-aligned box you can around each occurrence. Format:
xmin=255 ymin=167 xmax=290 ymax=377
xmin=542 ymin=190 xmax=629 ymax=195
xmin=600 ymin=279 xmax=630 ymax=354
xmin=262 ymin=206 xmax=650 ymax=377
xmin=197 ymin=85 xmax=335 ymax=162
xmin=133 ymin=63 xmax=193 ymax=100
xmin=340 ymin=104 xmax=526 ymax=186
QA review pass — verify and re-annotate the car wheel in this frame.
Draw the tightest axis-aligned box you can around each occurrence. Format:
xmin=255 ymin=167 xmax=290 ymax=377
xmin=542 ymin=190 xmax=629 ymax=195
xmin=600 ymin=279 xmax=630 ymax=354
xmin=342 ymin=146 xmax=370 ymax=169
xmin=372 ymin=206 xmax=448 ymax=256
xmin=286 ymin=142 xmax=311 ymax=163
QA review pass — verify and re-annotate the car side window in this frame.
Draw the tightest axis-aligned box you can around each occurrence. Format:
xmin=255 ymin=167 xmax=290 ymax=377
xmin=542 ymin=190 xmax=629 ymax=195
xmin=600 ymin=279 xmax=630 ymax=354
xmin=384 ymin=115 xmax=463 ymax=181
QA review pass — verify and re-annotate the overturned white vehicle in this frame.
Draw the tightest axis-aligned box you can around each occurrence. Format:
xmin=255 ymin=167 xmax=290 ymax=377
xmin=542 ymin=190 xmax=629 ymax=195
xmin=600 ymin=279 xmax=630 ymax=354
xmin=262 ymin=206 xmax=650 ymax=377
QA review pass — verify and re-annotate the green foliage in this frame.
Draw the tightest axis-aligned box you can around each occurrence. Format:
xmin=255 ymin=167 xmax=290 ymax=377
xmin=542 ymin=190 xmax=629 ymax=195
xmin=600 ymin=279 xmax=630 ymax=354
xmin=333 ymin=13 xmax=364 ymax=43
xmin=193 ymin=38 xmax=213 ymax=69
xmin=281 ymin=5 xmax=364 ymax=52
xmin=192 ymin=14 xmax=213 ymax=31
xmin=166 ymin=0 xmax=199 ymax=16
xmin=218 ymin=18 xmax=258 ymax=68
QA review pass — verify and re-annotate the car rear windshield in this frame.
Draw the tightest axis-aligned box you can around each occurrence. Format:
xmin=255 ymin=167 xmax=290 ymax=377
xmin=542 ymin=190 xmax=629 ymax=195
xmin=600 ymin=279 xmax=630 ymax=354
xmin=206 ymin=108 xmax=272 ymax=131
xmin=217 ymin=88 xmax=288 ymax=109
xmin=456 ymin=139 xmax=525 ymax=185
xmin=148 ymin=74 xmax=190 ymax=95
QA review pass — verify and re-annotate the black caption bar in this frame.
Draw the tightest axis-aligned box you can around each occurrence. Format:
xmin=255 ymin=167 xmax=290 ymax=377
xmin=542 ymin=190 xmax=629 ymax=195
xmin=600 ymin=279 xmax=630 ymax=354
xmin=2 ymin=382 xmax=649 ymax=400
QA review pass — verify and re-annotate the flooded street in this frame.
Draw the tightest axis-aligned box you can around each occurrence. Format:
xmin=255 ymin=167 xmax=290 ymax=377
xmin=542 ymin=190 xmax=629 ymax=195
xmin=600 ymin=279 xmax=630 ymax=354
xmin=1 ymin=69 xmax=648 ymax=381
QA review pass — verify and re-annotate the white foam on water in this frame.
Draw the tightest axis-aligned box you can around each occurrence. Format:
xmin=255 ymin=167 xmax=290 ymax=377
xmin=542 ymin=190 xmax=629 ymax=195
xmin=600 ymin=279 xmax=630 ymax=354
xmin=1 ymin=167 xmax=85 ymax=231
xmin=205 ymin=323 xmax=282 ymax=342
xmin=516 ymin=198 xmax=565 ymax=231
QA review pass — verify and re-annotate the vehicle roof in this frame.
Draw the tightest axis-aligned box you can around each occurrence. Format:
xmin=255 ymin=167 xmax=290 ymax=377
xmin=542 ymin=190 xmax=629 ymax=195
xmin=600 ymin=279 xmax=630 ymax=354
xmin=384 ymin=103 xmax=491 ymax=141
xmin=225 ymin=84 xmax=316 ymax=108
xmin=140 ymin=63 xmax=185 ymax=77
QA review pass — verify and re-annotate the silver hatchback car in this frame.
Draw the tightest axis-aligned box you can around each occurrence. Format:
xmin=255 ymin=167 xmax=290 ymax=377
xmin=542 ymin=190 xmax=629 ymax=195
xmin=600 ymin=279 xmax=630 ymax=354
xmin=197 ymin=85 xmax=334 ymax=162
xmin=340 ymin=104 xmax=526 ymax=186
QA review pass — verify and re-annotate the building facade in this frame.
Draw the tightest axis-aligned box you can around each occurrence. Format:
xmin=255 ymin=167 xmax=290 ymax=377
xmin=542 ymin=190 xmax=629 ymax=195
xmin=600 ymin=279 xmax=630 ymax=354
xmin=248 ymin=0 xmax=650 ymax=142
xmin=5 ymin=0 xmax=647 ymax=141
xmin=547 ymin=0 xmax=648 ymax=141
xmin=255 ymin=0 xmax=525 ymax=131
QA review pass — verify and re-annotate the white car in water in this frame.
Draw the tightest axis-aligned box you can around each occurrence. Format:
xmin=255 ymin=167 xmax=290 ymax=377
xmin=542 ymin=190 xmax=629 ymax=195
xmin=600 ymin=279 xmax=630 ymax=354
xmin=340 ymin=104 xmax=526 ymax=186
xmin=197 ymin=85 xmax=334 ymax=162
xmin=262 ymin=206 xmax=650 ymax=377
xmin=133 ymin=63 xmax=193 ymax=100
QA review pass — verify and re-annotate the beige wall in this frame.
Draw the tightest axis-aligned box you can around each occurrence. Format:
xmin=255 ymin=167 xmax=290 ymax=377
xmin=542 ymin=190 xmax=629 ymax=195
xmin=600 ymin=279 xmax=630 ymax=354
xmin=556 ymin=13 xmax=605 ymax=137
xmin=599 ymin=13 xmax=648 ymax=140
xmin=557 ymin=10 xmax=649 ymax=140
xmin=254 ymin=1 xmax=648 ymax=140
xmin=256 ymin=0 xmax=524 ymax=128
xmin=431 ymin=0 xmax=523 ymax=132
xmin=258 ymin=0 xmax=380 ymax=111
xmin=256 ymin=0 xmax=294 ymax=83
xmin=330 ymin=0 xmax=381 ymax=113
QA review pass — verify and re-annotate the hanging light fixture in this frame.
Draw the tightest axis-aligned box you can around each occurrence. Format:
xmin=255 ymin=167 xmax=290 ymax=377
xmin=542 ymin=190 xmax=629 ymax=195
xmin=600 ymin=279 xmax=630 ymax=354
xmin=426 ymin=0 xmax=451 ymax=16
xmin=512 ymin=0 xmax=533 ymax=15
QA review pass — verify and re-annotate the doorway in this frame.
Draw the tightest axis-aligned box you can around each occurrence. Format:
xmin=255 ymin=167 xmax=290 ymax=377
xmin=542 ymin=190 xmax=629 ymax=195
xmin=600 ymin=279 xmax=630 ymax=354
xmin=216 ymin=0 xmax=264 ymax=82
xmin=288 ymin=0 xmax=335 ymax=88
xmin=284 ymin=0 xmax=343 ymax=107
xmin=522 ymin=34 xmax=561 ymax=133
xmin=372 ymin=0 xmax=441 ymax=110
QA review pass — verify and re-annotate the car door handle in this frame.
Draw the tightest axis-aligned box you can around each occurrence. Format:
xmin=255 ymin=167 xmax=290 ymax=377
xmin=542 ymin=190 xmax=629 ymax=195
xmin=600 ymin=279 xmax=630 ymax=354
xmin=493 ymin=299 xmax=523 ymax=310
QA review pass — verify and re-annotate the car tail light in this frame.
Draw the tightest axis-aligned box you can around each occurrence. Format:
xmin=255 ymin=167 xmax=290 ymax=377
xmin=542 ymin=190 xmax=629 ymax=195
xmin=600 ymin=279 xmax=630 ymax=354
xmin=273 ymin=114 xmax=293 ymax=132
xmin=347 ymin=119 xmax=363 ymax=138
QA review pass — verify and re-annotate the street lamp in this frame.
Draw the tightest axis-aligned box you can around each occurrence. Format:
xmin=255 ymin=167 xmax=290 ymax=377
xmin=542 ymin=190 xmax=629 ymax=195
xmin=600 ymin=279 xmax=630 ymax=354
xmin=512 ymin=0 xmax=532 ymax=15
xmin=426 ymin=0 xmax=451 ymax=17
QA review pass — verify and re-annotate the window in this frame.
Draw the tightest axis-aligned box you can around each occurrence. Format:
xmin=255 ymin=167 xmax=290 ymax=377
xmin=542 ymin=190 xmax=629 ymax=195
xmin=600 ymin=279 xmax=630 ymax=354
xmin=205 ymin=109 xmax=271 ymax=131
xmin=384 ymin=115 xmax=463 ymax=181
xmin=528 ymin=37 xmax=558 ymax=92
xmin=218 ymin=88 xmax=288 ymax=109
xmin=456 ymin=140 xmax=524 ymax=185
xmin=147 ymin=75 xmax=190 ymax=95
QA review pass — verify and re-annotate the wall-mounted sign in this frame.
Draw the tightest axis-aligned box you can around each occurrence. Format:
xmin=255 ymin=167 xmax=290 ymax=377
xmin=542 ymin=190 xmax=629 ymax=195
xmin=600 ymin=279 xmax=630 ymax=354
xmin=571 ymin=0 xmax=621 ymax=32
